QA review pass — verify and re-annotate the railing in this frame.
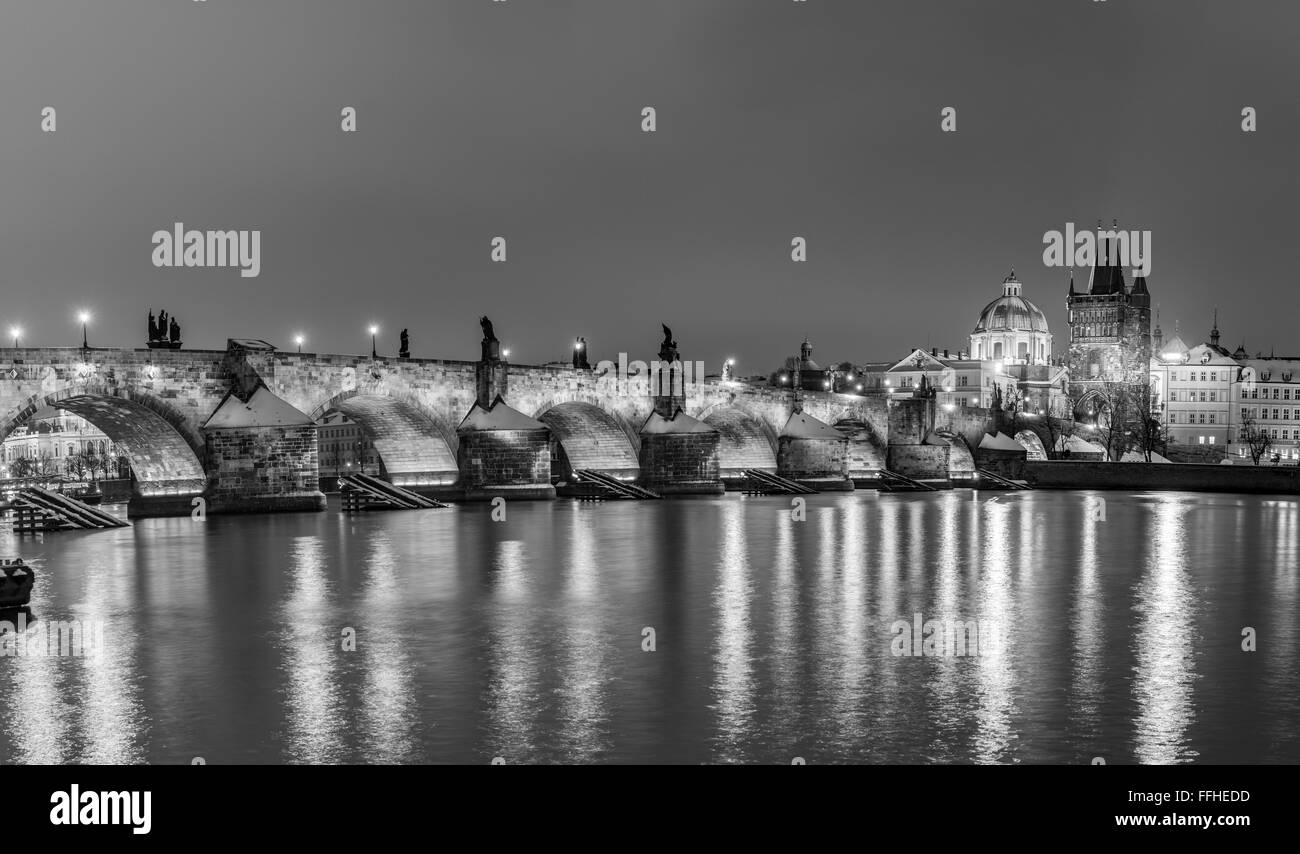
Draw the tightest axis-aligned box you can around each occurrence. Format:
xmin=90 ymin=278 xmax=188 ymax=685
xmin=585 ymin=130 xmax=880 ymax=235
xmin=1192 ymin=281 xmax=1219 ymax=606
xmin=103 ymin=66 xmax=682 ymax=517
xmin=572 ymin=470 xmax=661 ymax=500
xmin=741 ymin=469 xmax=818 ymax=495
xmin=339 ymin=472 xmax=448 ymax=511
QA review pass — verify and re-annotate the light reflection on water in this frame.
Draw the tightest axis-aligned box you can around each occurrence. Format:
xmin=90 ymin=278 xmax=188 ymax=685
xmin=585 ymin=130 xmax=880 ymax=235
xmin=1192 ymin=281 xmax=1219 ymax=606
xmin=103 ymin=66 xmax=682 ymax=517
xmin=1 ymin=490 xmax=1296 ymax=764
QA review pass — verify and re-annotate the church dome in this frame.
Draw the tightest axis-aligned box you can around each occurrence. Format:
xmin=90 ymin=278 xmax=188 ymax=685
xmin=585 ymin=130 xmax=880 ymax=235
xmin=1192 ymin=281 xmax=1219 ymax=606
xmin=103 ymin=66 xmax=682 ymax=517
xmin=972 ymin=271 xmax=1050 ymax=334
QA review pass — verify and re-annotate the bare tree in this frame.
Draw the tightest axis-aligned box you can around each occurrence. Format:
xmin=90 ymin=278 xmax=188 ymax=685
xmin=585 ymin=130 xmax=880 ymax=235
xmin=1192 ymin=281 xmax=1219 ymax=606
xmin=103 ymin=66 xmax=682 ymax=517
xmin=65 ymin=451 xmax=91 ymax=480
xmin=1240 ymin=416 xmax=1273 ymax=466
xmin=1091 ymin=383 xmax=1138 ymax=461
xmin=1131 ymin=382 xmax=1165 ymax=462
xmin=36 ymin=452 xmax=58 ymax=477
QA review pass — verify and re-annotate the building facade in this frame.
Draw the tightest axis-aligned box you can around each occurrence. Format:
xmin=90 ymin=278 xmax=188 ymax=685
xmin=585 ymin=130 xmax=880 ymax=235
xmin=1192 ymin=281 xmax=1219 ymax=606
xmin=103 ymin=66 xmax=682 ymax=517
xmin=1233 ymin=355 xmax=1300 ymax=462
xmin=1149 ymin=325 xmax=1240 ymax=452
xmin=1066 ymin=227 xmax=1153 ymax=409
xmin=317 ymin=411 xmax=382 ymax=475
xmin=0 ymin=405 xmax=125 ymax=479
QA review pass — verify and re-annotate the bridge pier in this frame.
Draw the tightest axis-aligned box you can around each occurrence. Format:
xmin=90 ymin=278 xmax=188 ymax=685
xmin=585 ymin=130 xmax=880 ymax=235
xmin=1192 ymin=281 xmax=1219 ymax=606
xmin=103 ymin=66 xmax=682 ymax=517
xmin=636 ymin=338 xmax=724 ymax=495
xmin=776 ymin=411 xmax=855 ymax=491
xmin=200 ymin=386 xmax=327 ymax=514
xmin=455 ymin=348 xmax=555 ymax=501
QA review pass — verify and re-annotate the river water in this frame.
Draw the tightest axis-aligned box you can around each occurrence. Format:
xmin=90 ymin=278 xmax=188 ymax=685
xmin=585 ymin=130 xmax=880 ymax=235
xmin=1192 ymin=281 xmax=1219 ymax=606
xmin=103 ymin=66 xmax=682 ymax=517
xmin=1 ymin=490 xmax=1296 ymax=765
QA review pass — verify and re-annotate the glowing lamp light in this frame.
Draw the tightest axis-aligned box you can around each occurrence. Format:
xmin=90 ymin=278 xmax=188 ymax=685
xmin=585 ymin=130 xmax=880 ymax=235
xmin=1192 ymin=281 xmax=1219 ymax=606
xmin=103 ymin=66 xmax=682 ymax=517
xmin=503 ymin=349 xmax=511 ymax=358
xmin=823 ymin=380 xmax=831 ymax=389
xmin=855 ymin=384 xmax=863 ymax=392
xmin=369 ymin=325 xmax=378 ymax=336
xmin=726 ymin=358 xmax=735 ymax=366
xmin=846 ymin=373 xmax=854 ymax=381
xmin=575 ymin=340 xmax=584 ymax=350
xmin=78 ymin=311 xmax=91 ymax=324
xmin=884 ymin=379 xmax=891 ymax=387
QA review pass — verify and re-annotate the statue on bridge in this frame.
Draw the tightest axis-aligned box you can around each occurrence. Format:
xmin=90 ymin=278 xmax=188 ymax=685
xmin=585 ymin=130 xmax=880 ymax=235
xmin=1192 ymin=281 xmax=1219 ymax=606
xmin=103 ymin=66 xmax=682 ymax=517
xmin=658 ymin=323 xmax=678 ymax=364
xmin=480 ymin=316 xmax=500 ymax=361
xmin=147 ymin=309 xmax=182 ymax=349
xmin=399 ymin=328 xmax=410 ymax=359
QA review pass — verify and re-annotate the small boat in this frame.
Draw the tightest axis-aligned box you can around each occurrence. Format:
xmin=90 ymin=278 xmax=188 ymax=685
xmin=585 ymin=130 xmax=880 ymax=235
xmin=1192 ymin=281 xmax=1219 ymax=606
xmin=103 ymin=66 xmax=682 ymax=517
xmin=0 ymin=559 xmax=35 ymax=608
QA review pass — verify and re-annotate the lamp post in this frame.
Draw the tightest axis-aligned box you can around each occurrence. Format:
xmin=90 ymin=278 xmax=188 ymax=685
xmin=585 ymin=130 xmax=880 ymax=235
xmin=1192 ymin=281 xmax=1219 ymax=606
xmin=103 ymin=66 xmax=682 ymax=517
xmin=295 ymin=334 xmax=304 ymax=354
xmin=78 ymin=311 xmax=90 ymax=349
xmin=10 ymin=326 xmax=20 ymax=349
xmin=369 ymin=325 xmax=378 ymax=358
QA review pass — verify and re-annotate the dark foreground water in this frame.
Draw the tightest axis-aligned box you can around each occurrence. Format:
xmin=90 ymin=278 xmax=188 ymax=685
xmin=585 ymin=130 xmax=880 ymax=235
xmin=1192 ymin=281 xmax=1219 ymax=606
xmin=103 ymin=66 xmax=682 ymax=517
xmin=1 ymin=490 xmax=1297 ymax=765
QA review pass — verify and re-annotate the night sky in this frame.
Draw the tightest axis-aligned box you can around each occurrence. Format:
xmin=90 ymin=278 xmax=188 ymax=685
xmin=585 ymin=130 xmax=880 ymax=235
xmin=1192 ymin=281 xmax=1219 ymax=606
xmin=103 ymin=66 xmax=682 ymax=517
xmin=1 ymin=1 xmax=1296 ymax=373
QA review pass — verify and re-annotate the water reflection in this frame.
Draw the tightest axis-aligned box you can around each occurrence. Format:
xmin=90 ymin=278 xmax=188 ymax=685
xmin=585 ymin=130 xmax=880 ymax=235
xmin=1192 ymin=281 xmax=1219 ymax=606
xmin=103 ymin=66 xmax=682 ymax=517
xmin=280 ymin=536 xmax=345 ymax=763
xmin=1131 ymin=498 xmax=1198 ymax=764
xmin=710 ymin=499 xmax=754 ymax=762
xmin=1 ymin=491 xmax=1296 ymax=764
xmin=359 ymin=533 xmax=417 ymax=763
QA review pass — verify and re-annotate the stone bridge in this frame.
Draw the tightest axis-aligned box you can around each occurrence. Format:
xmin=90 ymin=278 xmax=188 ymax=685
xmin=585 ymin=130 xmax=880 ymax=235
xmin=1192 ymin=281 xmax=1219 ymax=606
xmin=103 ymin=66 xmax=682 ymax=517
xmin=0 ymin=340 xmax=900 ymax=515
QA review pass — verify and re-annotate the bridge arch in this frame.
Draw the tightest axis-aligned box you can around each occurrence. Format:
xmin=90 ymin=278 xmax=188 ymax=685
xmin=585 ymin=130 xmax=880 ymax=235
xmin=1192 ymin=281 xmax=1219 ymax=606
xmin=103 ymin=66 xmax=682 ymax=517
xmin=0 ymin=385 xmax=207 ymax=494
xmin=532 ymin=400 xmax=641 ymax=481
xmin=696 ymin=402 xmax=778 ymax=475
xmin=1073 ymin=389 xmax=1109 ymax=423
xmin=310 ymin=391 xmax=459 ymax=487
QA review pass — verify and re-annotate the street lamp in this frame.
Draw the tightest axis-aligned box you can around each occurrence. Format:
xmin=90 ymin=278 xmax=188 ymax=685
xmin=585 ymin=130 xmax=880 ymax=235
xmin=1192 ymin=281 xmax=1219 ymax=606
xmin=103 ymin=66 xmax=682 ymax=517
xmin=502 ymin=348 xmax=511 ymax=359
xmin=78 ymin=311 xmax=90 ymax=348
xmin=369 ymin=325 xmax=378 ymax=358
xmin=10 ymin=326 xmax=20 ymax=349
xmin=295 ymin=334 xmax=304 ymax=353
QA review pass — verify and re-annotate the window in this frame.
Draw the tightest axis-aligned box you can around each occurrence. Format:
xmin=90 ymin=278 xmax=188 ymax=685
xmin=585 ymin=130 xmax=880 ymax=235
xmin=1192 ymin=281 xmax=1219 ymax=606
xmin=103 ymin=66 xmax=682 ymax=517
xmin=1208 ymin=436 xmax=1216 ymax=444
xmin=1275 ymin=409 xmax=1281 ymax=420
xmin=1200 ymin=391 xmax=1207 ymax=402
xmin=1199 ymin=413 xmax=1207 ymax=424
xmin=1209 ymin=392 xmax=1216 ymax=402
xmin=1275 ymin=389 xmax=1282 ymax=399
xmin=1169 ymin=413 xmax=1176 ymax=424
xmin=1198 ymin=436 xmax=1206 ymax=445
xmin=1201 ymin=372 xmax=1207 ymax=382
xmin=1211 ymin=372 xmax=1218 ymax=381
xmin=1209 ymin=414 xmax=1216 ymax=424
xmin=959 ymin=376 xmax=968 ymax=386
xmin=1285 ymin=430 xmax=1291 ymax=440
